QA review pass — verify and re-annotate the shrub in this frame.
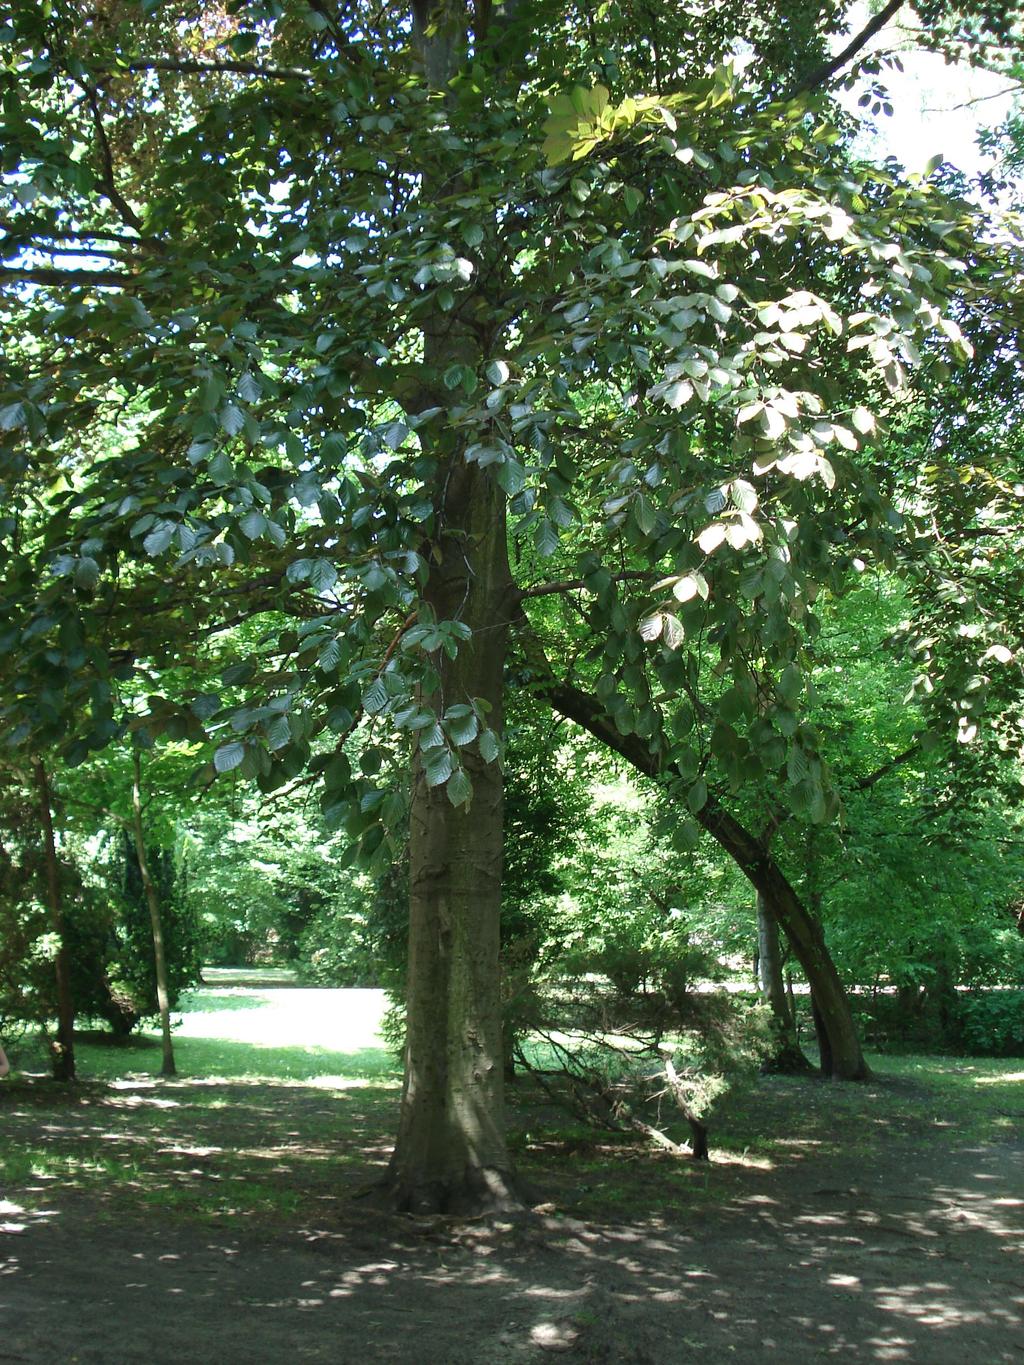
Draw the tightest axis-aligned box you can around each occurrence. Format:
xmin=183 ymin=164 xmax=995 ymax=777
xmin=956 ymin=990 xmax=1024 ymax=1056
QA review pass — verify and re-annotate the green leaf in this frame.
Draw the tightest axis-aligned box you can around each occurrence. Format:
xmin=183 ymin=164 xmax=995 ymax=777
xmin=318 ymin=638 xmax=341 ymax=671
xmin=327 ymin=706 xmax=355 ymax=734
xmin=208 ymin=451 xmax=234 ymax=484
xmin=424 ymin=748 xmax=453 ymax=787
xmin=697 ymin=523 xmax=726 ymax=555
xmin=219 ymin=403 xmax=245 ymax=436
xmin=446 ymin=711 xmax=479 ymax=745
xmin=237 ymin=371 xmax=262 ymax=403
xmin=265 ymin=714 xmax=291 ymax=750
xmin=496 ymin=458 xmax=526 ymax=496
xmin=0 ymin=402 xmax=27 ymax=430
xmin=309 ymin=559 xmax=338 ymax=594
xmin=143 ymin=522 xmax=175 ymax=556
xmin=778 ymin=662 xmax=803 ymax=703
xmin=633 ymin=494 xmax=656 ymax=536
xmin=446 ymin=768 xmax=473 ymax=807
xmin=730 ymin=479 xmax=758 ymax=513
xmin=363 ymin=678 xmax=389 ymax=715
xmin=534 ymin=518 xmax=559 ymax=557
xmin=321 ymin=433 xmax=347 ymax=463
xmin=360 ymin=747 xmax=384 ymax=775
xmin=214 ymin=742 xmax=245 ymax=773
xmin=74 ymin=557 xmax=100 ymax=591
xmin=672 ymin=817 xmax=701 ymax=853
xmin=479 ymin=729 xmax=500 ymax=763
xmin=787 ymin=746 xmax=810 ymax=782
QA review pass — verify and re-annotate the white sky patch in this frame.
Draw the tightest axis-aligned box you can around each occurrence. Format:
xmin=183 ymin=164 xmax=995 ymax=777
xmin=838 ymin=2 xmax=1019 ymax=175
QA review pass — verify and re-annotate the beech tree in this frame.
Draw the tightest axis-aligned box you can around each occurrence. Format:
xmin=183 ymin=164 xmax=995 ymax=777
xmin=2 ymin=0 xmax=1021 ymax=1208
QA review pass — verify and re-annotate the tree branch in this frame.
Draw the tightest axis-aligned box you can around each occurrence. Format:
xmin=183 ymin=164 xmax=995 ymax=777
xmin=853 ymin=742 xmax=921 ymax=791
xmin=0 ymin=265 xmax=134 ymax=289
xmin=84 ymin=86 xmax=144 ymax=233
xmin=924 ymin=82 xmax=1024 ymax=113
xmin=786 ymin=0 xmax=908 ymax=99
xmin=0 ymin=221 xmax=149 ymax=247
xmin=128 ymin=57 xmax=313 ymax=81
xmin=518 ymin=569 xmax=654 ymax=601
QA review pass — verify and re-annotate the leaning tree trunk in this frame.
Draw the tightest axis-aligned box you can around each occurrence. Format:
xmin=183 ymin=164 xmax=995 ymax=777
xmin=536 ymin=672 xmax=869 ymax=1081
xmin=388 ymin=458 xmax=520 ymax=1213
xmin=131 ymin=749 xmax=176 ymax=1078
xmin=707 ymin=819 xmax=869 ymax=1081
xmin=756 ymin=891 xmax=811 ymax=1073
xmin=34 ymin=760 xmax=75 ymax=1081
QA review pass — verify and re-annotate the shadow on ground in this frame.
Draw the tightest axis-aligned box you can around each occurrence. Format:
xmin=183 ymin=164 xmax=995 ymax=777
xmin=0 ymin=1056 xmax=1020 ymax=1364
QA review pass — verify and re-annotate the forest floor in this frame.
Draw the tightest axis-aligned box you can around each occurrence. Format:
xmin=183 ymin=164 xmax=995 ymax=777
xmin=0 ymin=983 xmax=1021 ymax=1364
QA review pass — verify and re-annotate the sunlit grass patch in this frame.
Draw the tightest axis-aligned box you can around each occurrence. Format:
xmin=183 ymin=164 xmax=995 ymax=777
xmin=5 ymin=984 xmax=399 ymax=1084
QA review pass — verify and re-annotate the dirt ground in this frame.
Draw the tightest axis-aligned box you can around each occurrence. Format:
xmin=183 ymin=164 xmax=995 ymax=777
xmin=1 ymin=1069 xmax=1021 ymax=1364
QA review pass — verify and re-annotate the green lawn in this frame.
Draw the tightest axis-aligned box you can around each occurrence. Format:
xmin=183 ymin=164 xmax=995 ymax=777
xmin=2 ymin=985 xmax=1021 ymax=1230
xmin=6 ymin=980 xmax=400 ymax=1083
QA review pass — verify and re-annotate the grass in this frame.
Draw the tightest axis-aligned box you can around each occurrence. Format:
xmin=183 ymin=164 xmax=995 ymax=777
xmin=2 ymin=982 xmax=1021 ymax=1228
xmin=8 ymin=980 xmax=401 ymax=1084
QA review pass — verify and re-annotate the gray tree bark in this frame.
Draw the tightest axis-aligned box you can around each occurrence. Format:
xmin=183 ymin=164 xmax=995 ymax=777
xmin=34 ymin=760 xmax=75 ymax=1082
xmin=387 ymin=1 xmax=521 ymax=1209
xmin=131 ymin=748 xmax=176 ymax=1078
xmin=756 ymin=891 xmax=811 ymax=1073
xmin=389 ymin=456 xmax=520 ymax=1212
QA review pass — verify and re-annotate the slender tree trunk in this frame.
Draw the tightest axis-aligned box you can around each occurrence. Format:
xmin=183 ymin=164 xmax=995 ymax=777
xmin=806 ymin=890 xmax=837 ymax=1077
xmin=34 ymin=760 xmax=75 ymax=1082
xmin=131 ymin=749 xmax=176 ymax=1078
xmin=757 ymin=891 xmax=788 ymax=1014
xmin=756 ymin=891 xmax=811 ymax=1073
xmin=811 ymin=992 xmax=834 ymax=1078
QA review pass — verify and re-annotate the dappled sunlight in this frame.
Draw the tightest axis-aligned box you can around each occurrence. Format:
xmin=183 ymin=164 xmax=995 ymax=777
xmin=0 ymin=1198 xmax=60 ymax=1234
xmin=1 ymin=991 xmax=1021 ymax=1363
xmin=103 ymin=1084 xmax=182 ymax=1107
xmin=703 ymin=1148 xmax=775 ymax=1171
xmin=872 ymin=1279 xmax=1023 ymax=1335
xmin=974 ymin=1070 xmax=1024 ymax=1085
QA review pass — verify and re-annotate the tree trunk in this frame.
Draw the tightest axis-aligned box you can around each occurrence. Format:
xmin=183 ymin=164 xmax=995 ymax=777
xmin=757 ymin=891 xmax=787 ymax=1011
xmin=702 ymin=810 xmax=869 ymax=1080
xmin=34 ymin=760 xmax=75 ymax=1082
xmin=388 ymin=460 xmax=520 ymax=1213
xmin=383 ymin=0 xmax=522 ymax=1214
xmin=811 ymin=992 xmax=834 ymax=1078
xmin=756 ymin=891 xmax=811 ymax=1074
xmin=132 ymin=748 xmax=176 ymax=1078
xmin=536 ymin=674 xmax=869 ymax=1081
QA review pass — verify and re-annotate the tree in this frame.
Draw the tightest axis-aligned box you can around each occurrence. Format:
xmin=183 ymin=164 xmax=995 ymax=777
xmin=2 ymin=0 xmax=1021 ymax=1207
xmin=34 ymin=760 xmax=76 ymax=1079
xmin=0 ymin=764 xmax=73 ymax=1069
